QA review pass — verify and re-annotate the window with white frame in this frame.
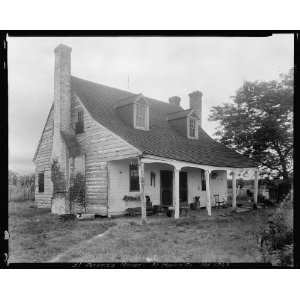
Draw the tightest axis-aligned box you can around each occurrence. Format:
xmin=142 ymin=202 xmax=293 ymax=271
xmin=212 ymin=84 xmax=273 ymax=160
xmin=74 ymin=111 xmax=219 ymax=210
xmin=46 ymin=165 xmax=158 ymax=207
xmin=134 ymin=99 xmax=148 ymax=130
xmin=129 ymin=163 xmax=140 ymax=191
xmin=75 ymin=110 xmax=84 ymax=134
xmin=188 ymin=117 xmax=198 ymax=138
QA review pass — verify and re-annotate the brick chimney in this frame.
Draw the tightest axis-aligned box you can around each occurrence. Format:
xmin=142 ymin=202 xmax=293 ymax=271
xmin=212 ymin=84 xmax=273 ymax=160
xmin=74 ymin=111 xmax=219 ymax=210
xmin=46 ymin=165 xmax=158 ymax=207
xmin=169 ymin=96 xmax=181 ymax=107
xmin=51 ymin=44 xmax=72 ymax=174
xmin=54 ymin=44 xmax=72 ymax=134
xmin=50 ymin=44 xmax=73 ymax=214
xmin=189 ymin=91 xmax=202 ymax=127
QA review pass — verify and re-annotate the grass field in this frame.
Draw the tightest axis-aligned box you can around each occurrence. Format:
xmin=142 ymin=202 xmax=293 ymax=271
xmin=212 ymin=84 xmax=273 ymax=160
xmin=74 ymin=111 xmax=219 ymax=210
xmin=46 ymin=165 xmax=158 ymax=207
xmin=8 ymin=198 xmax=274 ymax=263
xmin=56 ymin=209 xmax=272 ymax=263
xmin=8 ymin=201 xmax=115 ymax=263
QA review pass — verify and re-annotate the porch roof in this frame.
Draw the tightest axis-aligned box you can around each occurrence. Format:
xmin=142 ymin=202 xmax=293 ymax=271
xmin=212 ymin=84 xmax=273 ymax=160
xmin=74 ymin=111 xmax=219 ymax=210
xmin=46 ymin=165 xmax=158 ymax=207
xmin=72 ymin=76 xmax=257 ymax=169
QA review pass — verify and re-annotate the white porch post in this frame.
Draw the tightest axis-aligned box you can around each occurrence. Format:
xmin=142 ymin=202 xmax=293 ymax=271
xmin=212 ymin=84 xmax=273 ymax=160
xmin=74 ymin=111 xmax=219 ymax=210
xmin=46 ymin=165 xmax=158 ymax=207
xmin=205 ymin=170 xmax=211 ymax=216
xmin=138 ymin=158 xmax=146 ymax=223
xmin=254 ymin=169 xmax=259 ymax=205
xmin=174 ymin=167 xmax=180 ymax=219
xmin=232 ymin=171 xmax=237 ymax=210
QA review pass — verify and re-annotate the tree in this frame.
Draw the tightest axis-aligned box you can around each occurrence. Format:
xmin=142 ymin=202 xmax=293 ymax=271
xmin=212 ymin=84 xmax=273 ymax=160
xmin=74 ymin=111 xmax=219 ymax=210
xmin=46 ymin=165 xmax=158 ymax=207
xmin=19 ymin=173 xmax=35 ymax=200
xmin=209 ymin=68 xmax=293 ymax=180
xmin=9 ymin=170 xmax=18 ymax=186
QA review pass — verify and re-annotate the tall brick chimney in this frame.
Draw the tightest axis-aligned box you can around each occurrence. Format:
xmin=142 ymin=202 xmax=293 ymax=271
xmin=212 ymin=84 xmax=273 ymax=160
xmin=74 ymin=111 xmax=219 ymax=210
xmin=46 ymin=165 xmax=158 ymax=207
xmin=189 ymin=91 xmax=202 ymax=127
xmin=54 ymin=44 xmax=72 ymax=134
xmin=50 ymin=44 xmax=73 ymax=214
xmin=51 ymin=44 xmax=72 ymax=180
xmin=168 ymin=96 xmax=181 ymax=107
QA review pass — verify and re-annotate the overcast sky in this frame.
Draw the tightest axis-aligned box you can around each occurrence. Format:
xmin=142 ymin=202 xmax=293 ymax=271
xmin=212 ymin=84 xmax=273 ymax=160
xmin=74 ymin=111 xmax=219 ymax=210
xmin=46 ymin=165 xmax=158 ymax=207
xmin=8 ymin=35 xmax=293 ymax=174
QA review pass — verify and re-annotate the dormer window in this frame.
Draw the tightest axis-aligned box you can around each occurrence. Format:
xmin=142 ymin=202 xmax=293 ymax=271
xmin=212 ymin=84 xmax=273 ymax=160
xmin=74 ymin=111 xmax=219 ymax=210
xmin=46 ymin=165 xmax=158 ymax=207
xmin=134 ymin=98 xmax=149 ymax=130
xmin=187 ymin=117 xmax=198 ymax=139
xmin=75 ymin=110 xmax=84 ymax=134
xmin=167 ymin=109 xmax=199 ymax=139
xmin=189 ymin=118 xmax=196 ymax=137
xmin=115 ymin=93 xmax=149 ymax=130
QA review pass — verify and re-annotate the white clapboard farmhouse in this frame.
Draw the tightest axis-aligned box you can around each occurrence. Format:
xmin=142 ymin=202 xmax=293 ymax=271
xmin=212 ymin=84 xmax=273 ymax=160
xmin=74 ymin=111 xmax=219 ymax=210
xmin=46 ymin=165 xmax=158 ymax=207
xmin=33 ymin=44 xmax=259 ymax=220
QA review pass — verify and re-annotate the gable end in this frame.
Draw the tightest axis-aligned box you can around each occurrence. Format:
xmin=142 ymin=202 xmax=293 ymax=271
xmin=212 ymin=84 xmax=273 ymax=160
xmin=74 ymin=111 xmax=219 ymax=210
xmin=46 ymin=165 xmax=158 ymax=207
xmin=33 ymin=103 xmax=54 ymax=162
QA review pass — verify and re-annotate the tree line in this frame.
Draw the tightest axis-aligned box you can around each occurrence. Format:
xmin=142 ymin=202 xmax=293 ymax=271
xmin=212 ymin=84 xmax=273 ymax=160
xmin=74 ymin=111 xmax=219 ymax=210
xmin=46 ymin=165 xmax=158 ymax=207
xmin=9 ymin=170 xmax=35 ymax=201
xmin=209 ymin=68 xmax=293 ymax=183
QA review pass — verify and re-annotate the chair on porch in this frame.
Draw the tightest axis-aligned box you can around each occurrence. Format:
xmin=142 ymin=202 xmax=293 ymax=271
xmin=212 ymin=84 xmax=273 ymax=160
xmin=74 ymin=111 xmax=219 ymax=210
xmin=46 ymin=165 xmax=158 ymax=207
xmin=145 ymin=195 xmax=154 ymax=215
xmin=214 ymin=194 xmax=225 ymax=208
xmin=190 ymin=196 xmax=200 ymax=210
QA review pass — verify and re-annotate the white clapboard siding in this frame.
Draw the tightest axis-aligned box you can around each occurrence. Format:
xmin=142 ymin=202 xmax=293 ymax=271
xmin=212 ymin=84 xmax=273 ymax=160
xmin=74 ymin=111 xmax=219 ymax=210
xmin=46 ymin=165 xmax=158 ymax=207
xmin=71 ymin=94 xmax=139 ymax=214
xmin=33 ymin=93 xmax=140 ymax=214
xmin=34 ymin=109 xmax=54 ymax=208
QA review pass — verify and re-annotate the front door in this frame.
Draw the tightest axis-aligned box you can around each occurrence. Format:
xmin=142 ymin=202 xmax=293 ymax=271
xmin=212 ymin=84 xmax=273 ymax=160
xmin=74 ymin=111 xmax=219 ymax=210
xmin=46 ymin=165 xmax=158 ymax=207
xmin=160 ymin=170 xmax=173 ymax=206
xmin=180 ymin=171 xmax=188 ymax=204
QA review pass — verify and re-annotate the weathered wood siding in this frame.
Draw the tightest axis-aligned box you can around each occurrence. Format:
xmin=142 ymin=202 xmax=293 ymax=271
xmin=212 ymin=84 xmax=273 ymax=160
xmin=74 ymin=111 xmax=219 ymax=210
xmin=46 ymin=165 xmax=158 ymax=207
xmin=34 ymin=108 xmax=54 ymax=208
xmin=108 ymin=162 xmax=228 ymax=215
xmin=71 ymin=94 xmax=140 ymax=215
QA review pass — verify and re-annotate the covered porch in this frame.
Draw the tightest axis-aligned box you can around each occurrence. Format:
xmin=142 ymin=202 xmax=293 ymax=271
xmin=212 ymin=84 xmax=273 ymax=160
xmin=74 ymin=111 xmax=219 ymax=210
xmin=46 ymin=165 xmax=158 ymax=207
xmin=107 ymin=155 xmax=259 ymax=220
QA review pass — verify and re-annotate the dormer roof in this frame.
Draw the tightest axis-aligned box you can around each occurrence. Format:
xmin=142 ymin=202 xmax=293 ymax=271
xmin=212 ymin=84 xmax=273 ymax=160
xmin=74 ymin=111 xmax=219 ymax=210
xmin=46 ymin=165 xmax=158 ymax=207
xmin=114 ymin=93 xmax=147 ymax=109
xmin=167 ymin=109 xmax=199 ymax=121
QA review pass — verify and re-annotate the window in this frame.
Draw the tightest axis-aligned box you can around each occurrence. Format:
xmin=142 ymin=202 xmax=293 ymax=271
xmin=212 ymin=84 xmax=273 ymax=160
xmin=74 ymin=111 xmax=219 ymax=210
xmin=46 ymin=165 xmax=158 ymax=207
xmin=135 ymin=99 xmax=148 ymax=130
xmin=189 ymin=118 xmax=197 ymax=138
xmin=129 ymin=163 xmax=140 ymax=191
xmin=75 ymin=110 xmax=84 ymax=134
xmin=38 ymin=172 xmax=44 ymax=193
xmin=78 ymin=110 xmax=83 ymax=123
xmin=150 ymin=172 xmax=156 ymax=187
xmin=201 ymin=170 xmax=206 ymax=191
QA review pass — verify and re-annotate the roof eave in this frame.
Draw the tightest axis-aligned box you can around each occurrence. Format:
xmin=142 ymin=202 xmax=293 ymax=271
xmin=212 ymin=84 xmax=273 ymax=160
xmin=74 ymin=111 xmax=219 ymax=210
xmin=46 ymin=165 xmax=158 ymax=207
xmin=32 ymin=103 xmax=54 ymax=163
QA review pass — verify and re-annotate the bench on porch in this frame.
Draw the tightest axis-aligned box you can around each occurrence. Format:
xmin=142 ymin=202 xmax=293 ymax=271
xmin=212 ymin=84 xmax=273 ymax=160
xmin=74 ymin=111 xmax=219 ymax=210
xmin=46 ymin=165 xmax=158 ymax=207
xmin=166 ymin=203 xmax=189 ymax=217
xmin=125 ymin=195 xmax=153 ymax=216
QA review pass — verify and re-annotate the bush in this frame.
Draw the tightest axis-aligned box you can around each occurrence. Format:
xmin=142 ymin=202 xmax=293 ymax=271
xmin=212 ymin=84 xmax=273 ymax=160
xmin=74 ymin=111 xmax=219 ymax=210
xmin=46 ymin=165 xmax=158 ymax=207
xmin=69 ymin=173 xmax=86 ymax=213
xmin=268 ymin=178 xmax=292 ymax=203
xmin=258 ymin=194 xmax=275 ymax=207
xmin=259 ymin=197 xmax=293 ymax=266
xmin=9 ymin=185 xmax=26 ymax=202
xmin=9 ymin=177 xmax=35 ymax=202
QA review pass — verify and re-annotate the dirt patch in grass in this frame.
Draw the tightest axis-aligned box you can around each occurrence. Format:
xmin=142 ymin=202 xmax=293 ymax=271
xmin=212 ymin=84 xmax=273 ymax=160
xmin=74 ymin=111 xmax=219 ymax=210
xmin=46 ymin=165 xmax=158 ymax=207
xmin=8 ymin=201 xmax=115 ymax=263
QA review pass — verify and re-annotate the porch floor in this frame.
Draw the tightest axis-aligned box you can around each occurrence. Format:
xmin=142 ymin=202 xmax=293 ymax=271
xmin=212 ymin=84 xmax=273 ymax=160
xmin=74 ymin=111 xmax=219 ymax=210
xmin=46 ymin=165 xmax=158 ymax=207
xmin=116 ymin=204 xmax=253 ymax=225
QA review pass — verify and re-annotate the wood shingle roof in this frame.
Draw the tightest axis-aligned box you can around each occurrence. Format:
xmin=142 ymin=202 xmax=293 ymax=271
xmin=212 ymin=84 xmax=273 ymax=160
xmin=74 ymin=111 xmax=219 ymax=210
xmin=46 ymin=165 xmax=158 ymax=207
xmin=71 ymin=76 xmax=257 ymax=168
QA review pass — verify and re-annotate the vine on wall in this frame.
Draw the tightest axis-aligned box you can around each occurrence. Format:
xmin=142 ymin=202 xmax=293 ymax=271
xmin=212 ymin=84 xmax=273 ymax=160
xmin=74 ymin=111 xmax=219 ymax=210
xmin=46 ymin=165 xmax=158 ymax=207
xmin=51 ymin=159 xmax=66 ymax=196
xmin=69 ymin=172 xmax=86 ymax=213
xmin=51 ymin=158 xmax=86 ymax=214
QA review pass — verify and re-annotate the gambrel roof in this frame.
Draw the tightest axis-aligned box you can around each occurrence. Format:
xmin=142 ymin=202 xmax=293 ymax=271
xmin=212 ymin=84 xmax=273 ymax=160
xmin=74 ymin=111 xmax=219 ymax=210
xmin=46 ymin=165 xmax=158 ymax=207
xmin=71 ymin=76 xmax=257 ymax=168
